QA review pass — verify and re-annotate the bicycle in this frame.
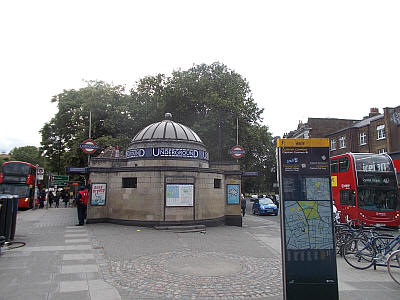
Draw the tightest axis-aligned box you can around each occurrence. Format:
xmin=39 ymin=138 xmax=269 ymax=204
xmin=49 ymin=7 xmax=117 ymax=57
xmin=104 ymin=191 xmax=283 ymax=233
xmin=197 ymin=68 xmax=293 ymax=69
xmin=387 ymin=249 xmax=400 ymax=285
xmin=343 ymin=226 xmax=400 ymax=270
xmin=334 ymin=218 xmax=394 ymax=257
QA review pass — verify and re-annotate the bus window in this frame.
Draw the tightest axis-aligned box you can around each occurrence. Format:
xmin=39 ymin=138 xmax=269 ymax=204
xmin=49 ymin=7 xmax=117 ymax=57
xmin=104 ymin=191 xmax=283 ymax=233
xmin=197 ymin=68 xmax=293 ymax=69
xmin=339 ymin=157 xmax=350 ymax=173
xmin=340 ymin=190 xmax=355 ymax=206
xmin=330 ymin=159 xmax=338 ymax=173
xmin=358 ymin=188 xmax=399 ymax=211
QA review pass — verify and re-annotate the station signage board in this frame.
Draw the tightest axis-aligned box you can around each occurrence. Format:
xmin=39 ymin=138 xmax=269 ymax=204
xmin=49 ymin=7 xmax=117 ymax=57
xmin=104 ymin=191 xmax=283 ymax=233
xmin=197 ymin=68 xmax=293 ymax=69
xmin=80 ymin=139 xmax=99 ymax=154
xmin=277 ymin=138 xmax=338 ymax=300
xmin=126 ymin=147 xmax=209 ymax=161
xmin=229 ymin=145 xmax=245 ymax=159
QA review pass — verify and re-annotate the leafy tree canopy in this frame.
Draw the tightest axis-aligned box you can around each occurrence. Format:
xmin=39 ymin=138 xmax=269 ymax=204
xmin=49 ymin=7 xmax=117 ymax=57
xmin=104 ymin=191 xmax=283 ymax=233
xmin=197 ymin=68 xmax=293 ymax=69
xmin=8 ymin=146 xmax=43 ymax=166
xmin=40 ymin=63 xmax=277 ymax=192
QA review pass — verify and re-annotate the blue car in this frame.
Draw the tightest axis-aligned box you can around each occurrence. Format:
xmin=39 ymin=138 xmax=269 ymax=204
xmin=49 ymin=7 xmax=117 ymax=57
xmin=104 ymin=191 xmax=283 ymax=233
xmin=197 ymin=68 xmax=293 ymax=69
xmin=252 ymin=197 xmax=278 ymax=216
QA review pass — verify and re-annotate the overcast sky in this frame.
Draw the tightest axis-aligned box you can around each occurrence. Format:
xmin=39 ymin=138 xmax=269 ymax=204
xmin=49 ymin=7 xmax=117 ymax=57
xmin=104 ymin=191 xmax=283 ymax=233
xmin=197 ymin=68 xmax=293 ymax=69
xmin=1 ymin=0 xmax=399 ymax=153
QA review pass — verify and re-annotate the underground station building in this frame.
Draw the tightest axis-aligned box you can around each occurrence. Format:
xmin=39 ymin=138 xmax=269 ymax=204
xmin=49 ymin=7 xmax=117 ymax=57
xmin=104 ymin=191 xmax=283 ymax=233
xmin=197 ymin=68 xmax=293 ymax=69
xmin=87 ymin=114 xmax=243 ymax=227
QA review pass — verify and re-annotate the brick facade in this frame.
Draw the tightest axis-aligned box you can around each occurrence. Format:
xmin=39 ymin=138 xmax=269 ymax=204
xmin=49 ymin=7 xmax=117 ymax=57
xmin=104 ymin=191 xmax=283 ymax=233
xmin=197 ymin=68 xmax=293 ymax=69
xmin=284 ymin=106 xmax=400 ymax=157
xmin=284 ymin=118 xmax=357 ymax=139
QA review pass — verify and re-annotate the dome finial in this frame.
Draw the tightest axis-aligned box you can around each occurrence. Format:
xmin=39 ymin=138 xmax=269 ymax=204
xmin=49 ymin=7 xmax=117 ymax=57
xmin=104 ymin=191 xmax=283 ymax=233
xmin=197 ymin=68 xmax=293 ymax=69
xmin=164 ymin=113 xmax=172 ymax=120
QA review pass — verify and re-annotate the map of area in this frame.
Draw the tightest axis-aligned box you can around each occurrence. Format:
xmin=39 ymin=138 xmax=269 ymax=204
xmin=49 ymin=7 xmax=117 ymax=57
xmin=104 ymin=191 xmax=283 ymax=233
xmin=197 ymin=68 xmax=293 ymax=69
xmin=166 ymin=184 xmax=194 ymax=206
xmin=305 ymin=177 xmax=330 ymax=201
xmin=285 ymin=201 xmax=333 ymax=250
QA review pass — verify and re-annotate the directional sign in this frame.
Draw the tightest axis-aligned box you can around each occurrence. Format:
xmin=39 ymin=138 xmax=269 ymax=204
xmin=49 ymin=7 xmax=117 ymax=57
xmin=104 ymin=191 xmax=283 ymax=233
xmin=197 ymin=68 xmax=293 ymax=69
xmin=65 ymin=167 xmax=89 ymax=174
xmin=51 ymin=175 xmax=69 ymax=186
xmin=80 ymin=139 xmax=99 ymax=154
xmin=229 ymin=145 xmax=245 ymax=159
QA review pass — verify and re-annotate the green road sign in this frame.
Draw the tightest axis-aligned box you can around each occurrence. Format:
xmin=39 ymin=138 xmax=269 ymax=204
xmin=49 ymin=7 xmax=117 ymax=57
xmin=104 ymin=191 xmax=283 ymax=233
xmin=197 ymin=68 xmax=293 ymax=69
xmin=51 ymin=175 xmax=69 ymax=186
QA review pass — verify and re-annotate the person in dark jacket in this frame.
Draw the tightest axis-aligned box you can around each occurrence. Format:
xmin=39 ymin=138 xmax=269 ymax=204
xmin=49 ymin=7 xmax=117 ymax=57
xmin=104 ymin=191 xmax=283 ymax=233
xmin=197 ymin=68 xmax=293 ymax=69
xmin=39 ymin=189 xmax=45 ymax=208
xmin=241 ymin=194 xmax=246 ymax=217
xmin=61 ymin=189 xmax=68 ymax=207
xmin=55 ymin=190 xmax=60 ymax=208
xmin=48 ymin=190 xmax=54 ymax=208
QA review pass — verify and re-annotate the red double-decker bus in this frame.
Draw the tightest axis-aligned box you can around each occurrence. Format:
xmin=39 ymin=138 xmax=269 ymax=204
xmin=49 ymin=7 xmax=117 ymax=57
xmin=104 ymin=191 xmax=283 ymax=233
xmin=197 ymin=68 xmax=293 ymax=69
xmin=0 ymin=161 xmax=38 ymax=209
xmin=330 ymin=153 xmax=400 ymax=227
xmin=389 ymin=151 xmax=400 ymax=190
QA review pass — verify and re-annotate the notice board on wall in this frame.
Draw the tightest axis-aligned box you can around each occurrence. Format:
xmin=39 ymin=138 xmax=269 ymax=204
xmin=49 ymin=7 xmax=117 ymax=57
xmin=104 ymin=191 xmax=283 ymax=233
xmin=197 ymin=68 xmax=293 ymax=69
xmin=166 ymin=184 xmax=194 ymax=207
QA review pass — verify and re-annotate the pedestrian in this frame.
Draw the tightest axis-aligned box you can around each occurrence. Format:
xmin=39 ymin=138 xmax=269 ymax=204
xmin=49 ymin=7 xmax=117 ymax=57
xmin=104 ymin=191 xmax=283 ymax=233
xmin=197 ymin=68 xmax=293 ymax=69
xmin=48 ymin=190 xmax=54 ymax=207
xmin=55 ymin=190 xmax=60 ymax=208
xmin=62 ymin=189 xmax=68 ymax=207
xmin=39 ymin=189 xmax=45 ymax=208
xmin=241 ymin=194 xmax=246 ymax=217
xmin=76 ymin=186 xmax=89 ymax=226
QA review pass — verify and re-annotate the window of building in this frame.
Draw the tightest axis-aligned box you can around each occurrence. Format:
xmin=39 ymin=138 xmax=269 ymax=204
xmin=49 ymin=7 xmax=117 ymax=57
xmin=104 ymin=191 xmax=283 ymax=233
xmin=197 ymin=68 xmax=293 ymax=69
xmin=330 ymin=139 xmax=336 ymax=151
xmin=359 ymin=132 xmax=367 ymax=145
xmin=339 ymin=136 xmax=346 ymax=149
xmin=377 ymin=125 xmax=386 ymax=140
xmin=378 ymin=148 xmax=387 ymax=154
xmin=214 ymin=178 xmax=221 ymax=188
xmin=122 ymin=177 xmax=137 ymax=188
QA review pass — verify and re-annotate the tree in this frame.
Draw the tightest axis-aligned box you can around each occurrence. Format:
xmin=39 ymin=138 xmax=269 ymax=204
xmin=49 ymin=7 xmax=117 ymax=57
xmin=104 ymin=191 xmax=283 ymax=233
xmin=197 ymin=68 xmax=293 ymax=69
xmin=40 ymin=81 xmax=137 ymax=173
xmin=8 ymin=146 xmax=43 ymax=166
xmin=136 ymin=62 xmax=264 ymax=162
xmin=41 ymin=63 xmax=276 ymax=193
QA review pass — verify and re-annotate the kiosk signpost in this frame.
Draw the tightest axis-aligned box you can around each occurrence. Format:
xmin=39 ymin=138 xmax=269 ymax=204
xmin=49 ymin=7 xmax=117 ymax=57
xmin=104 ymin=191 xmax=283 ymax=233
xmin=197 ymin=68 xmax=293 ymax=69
xmin=277 ymin=138 xmax=338 ymax=300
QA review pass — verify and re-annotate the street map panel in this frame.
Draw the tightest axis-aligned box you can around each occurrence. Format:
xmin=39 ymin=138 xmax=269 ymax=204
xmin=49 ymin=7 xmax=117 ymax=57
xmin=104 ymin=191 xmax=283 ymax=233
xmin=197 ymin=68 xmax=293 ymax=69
xmin=285 ymin=201 xmax=333 ymax=250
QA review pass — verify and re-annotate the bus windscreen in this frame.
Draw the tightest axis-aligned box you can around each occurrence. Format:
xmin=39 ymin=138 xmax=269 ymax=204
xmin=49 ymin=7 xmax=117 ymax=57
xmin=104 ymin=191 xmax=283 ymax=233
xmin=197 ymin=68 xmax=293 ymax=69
xmin=2 ymin=162 xmax=32 ymax=174
xmin=0 ymin=183 xmax=30 ymax=197
xmin=353 ymin=154 xmax=394 ymax=172
xmin=357 ymin=187 xmax=400 ymax=211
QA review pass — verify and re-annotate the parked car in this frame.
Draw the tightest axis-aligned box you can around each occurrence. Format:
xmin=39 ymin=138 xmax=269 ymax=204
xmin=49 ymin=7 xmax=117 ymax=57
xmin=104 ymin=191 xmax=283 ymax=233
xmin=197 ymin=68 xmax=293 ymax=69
xmin=252 ymin=197 xmax=278 ymax=216
xmin=250 ymin=194 xmax=259 ymax=202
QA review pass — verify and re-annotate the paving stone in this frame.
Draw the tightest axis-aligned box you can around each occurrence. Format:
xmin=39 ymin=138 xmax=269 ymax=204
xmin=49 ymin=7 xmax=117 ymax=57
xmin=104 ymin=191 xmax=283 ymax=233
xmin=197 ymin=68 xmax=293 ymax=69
xmin=61 ymin=264 xmax=99 ymax=273
xmin=60 ymin=280 xmax=89 ymax=292
xmin=63 ymin=253 xmax=96 ymax=260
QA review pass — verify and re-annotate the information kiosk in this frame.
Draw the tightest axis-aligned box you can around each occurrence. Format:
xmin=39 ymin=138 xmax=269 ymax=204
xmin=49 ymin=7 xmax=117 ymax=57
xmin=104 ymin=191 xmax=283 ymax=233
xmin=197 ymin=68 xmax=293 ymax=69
xmin=277 ymin=138 xmax=338 ymax=300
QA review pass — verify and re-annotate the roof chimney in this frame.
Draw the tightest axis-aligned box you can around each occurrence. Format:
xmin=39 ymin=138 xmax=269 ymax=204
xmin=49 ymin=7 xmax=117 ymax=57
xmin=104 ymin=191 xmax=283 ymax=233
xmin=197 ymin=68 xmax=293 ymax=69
xmin=369 ymin=107 xmax=379 ymax=117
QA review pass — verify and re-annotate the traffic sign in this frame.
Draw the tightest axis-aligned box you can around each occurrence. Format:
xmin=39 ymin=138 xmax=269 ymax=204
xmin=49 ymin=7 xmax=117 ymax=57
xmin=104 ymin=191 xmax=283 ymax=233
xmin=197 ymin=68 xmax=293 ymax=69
xmin=229 ymin=145 xmax=245 ymax=159
xmin=80 ymin=139 xmax=99 ymax=154
xmin=51 ymin=175 xmax=69 ymax=186
xmin=37 ymin=167 xmax=45 ymax=180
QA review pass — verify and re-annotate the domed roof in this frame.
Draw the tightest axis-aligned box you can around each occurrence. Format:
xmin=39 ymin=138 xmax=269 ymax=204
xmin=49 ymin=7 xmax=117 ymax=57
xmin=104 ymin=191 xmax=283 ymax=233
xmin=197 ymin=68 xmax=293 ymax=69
xmin=131 ymin=113 xmax=203 ymax=144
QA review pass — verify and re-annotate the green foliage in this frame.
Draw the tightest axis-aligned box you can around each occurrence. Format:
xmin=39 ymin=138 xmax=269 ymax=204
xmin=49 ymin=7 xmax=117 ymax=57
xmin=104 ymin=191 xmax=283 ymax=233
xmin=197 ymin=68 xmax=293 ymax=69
xmin=0 ymin=156 xmax=10 ymax=166
xmin=40 ymin=63 xmax=276 ymax=193
xmin=9 ymin=146 xmax=43 ymax=166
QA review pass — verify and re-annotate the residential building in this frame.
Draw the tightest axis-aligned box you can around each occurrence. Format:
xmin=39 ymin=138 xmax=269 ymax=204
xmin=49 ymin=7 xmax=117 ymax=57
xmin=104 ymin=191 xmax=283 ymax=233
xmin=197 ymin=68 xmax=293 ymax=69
xmin=328 ymin=106 xmax=400 ymax=156
xmin=284 ymin=105 xmax=400 ymax=156
xmin=283 ymin=118 xmax=358 ymax=139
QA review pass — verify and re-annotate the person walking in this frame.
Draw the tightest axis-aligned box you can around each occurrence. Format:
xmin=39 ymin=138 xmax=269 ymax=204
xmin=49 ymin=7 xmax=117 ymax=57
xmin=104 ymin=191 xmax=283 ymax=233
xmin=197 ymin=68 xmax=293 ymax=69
xmin=48 ymin=190 xmax=54 ymax=208
xmin=55 ymin=190 xmax=60 ymax=208
xmin=76 ymin=186 xmax=89 ymax=226
xmin=241 ymin=194 xmax=246 ymax=217
xmin=61 ymin=189 xmax=68 ymax=207
xmin=39 ymin=189 xmax=45 ymax=209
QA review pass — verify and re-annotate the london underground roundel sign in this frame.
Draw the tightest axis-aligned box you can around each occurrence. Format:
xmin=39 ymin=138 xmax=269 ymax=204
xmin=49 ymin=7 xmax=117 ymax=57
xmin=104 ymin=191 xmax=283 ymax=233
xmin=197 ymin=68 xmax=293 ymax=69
xmin=229 ymin=145 xmax=245 ymax=159
xmin=80 ymin=139 xmax=99 ymax=154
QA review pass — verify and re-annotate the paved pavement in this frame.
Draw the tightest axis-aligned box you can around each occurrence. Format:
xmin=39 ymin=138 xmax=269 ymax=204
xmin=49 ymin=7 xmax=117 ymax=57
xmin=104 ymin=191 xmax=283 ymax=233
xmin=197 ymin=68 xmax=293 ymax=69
xmin=0 ymin=205 xmax=399 ymax=299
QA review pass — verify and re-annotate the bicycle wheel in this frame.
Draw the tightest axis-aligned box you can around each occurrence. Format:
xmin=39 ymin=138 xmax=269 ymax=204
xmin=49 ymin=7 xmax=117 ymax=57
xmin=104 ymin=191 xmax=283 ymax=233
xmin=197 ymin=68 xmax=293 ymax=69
xmin=387 ymin=250 xmax=400 ymax=285
xmin=343 ymin=237 xmax=375 ymax=270
xmin=336 ymin=231 xmax=353 ymax=256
